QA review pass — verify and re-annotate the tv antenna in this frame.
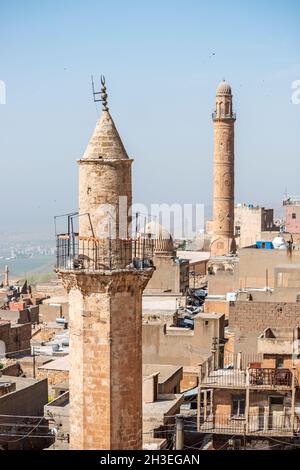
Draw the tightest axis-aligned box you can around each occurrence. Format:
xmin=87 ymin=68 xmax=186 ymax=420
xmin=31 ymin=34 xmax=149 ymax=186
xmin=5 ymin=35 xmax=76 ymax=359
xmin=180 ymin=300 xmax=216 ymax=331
xmin=91 ymin=74 xmax=109 ymax=111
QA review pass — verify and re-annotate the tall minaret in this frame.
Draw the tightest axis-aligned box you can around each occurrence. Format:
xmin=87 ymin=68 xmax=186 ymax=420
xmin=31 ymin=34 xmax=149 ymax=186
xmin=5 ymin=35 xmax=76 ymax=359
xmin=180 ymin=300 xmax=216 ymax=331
xmin=4 ymin=265 xmax=9 ymax=287
xmin=57 ymin=78 xmax=153 ymax=449
xmin=210 ymin=80 xmax=236 ymax=257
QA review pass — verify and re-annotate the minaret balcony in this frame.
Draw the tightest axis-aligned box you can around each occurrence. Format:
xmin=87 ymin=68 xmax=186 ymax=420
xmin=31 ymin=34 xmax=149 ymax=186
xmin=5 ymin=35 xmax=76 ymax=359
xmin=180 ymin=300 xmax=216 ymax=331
xmin=55 ymin=233 xmax=154 ymax=273
xmin=212 ymin=112 xmax=236 ymax=121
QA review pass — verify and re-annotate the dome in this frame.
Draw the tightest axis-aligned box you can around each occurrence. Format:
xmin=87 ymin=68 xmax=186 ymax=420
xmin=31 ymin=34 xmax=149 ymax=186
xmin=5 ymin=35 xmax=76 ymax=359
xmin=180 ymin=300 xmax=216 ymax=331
xmin=216 ymin=80 xmax=232 ymax=96
xmin=139 ymin=221 xmax=174 ymax=255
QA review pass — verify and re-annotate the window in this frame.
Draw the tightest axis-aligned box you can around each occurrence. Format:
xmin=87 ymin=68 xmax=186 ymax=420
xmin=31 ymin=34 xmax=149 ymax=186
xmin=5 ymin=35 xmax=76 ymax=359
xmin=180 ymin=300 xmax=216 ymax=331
xmin=232 ymin=395 xmax=245 ymax=417
xmin=270 ymin=396 xmax=284 ymax=406
xmin=276 ymin=357 xmax=284 ymax=369
xmin=292 ymin=213 xmax=296 ymax=219
xmin=235 ymin=226 xmax=241 ymax=236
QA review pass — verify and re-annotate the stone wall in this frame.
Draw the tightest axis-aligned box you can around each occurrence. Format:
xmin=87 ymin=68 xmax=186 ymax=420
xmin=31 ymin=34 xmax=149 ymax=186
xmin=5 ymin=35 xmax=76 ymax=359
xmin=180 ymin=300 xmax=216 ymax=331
xmin=142 ymin=313 xmax=225 ymax=368
xmin=37 ymin=368 xmax=69 ymax=397
xmin=145 ymin=255 xmax=188 ymax=294
xmin=0 ymin=377 xmax=48 ymax=416
xmin=61 ymin=269 xmax=152 ymax=450
xmin=229 ymin=301 xmax=300 ymax=354
xmin=0 ymin=322 xmax=31 ymax=355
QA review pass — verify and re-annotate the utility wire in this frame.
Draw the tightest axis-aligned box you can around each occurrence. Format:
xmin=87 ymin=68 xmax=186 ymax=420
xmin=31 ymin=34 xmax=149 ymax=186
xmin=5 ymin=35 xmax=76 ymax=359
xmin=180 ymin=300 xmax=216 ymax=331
xmin=0 ymin=416 xmax=48 ymax=443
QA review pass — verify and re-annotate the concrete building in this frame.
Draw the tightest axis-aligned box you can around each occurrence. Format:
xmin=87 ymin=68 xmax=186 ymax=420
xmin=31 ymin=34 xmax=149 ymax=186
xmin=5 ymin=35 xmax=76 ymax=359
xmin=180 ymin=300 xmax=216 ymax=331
xmin=211 ymin=81 xmax=236 ymax=257
xmin=142 ymin=312 xmax=225 ymax=389
xmin=44 ymin=391 xmax=70 ymax=450
xmin=142 ymin=292 xmax=186 ymax=325
xmin=0 ymin=374 xmax=51 ymax=450
xmin=234 ymin=204 xmax=276 ymax=248
xmin=284 ymin=196 xmax=300 ymax=234
xmin=56 ymin=79 xmax=153 ymax=449
xmin=143 ymin=365 xmax=183 ymax=449
xmin=176 ymin=250 xmax=210 ymax=288
xmin=207 ymin=244 xmax=300 ymax=296
xmin=44 ymin=364 xmax=184 ymax=450
xmin=197 ymin=351 xmax=300 ymax=449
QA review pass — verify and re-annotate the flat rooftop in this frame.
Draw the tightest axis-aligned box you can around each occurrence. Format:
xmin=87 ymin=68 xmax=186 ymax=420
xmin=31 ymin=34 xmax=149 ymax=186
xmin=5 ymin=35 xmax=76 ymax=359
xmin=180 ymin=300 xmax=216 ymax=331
xmin=143 ymin=364 xmax=182 ymax=384
xmin=176 ymin=251 xmax=210 ymax=263
xmin=1 ymin=374 xmax=42 ymax=392
xmin=38 ymin=355 xmax=69 ymax=372
xmin=143 ymin=393 xmax=184 ymax=430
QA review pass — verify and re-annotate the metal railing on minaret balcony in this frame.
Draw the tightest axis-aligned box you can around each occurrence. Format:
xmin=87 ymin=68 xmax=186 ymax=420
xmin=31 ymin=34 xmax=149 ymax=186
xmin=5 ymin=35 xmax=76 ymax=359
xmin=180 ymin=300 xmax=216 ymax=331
xmin=54 ymin=212 xmax=154 ymax=272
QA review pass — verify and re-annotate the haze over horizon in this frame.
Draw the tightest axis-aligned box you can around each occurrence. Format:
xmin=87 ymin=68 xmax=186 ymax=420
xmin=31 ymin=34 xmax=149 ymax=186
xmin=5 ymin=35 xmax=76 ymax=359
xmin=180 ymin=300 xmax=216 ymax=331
xmin=0 ymin=0 xmax=299 ymax=239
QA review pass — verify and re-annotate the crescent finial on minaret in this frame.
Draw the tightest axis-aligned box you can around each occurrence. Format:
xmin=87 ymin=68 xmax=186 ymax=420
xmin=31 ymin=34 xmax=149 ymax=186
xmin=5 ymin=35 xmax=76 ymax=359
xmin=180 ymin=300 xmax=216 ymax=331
xmin=100 ymin=75 xmax=109 ymax=111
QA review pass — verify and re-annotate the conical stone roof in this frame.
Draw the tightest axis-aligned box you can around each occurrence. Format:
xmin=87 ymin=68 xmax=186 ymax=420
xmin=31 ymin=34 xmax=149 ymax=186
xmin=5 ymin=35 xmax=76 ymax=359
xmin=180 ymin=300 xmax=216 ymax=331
xmin=83 ymin=110 xmax=129 ymax=160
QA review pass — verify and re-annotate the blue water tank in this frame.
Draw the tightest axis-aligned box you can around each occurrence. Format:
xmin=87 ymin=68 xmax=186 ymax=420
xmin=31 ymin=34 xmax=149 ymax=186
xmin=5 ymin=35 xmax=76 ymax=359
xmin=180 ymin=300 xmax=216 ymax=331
xmin=256 ymin=241 xmax=274 ymax=249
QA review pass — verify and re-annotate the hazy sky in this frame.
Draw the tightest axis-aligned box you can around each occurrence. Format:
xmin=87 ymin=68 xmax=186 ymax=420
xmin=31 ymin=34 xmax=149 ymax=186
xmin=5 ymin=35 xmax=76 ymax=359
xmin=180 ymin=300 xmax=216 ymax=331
xmin=0 ymin=0 xmax=299 ymax=238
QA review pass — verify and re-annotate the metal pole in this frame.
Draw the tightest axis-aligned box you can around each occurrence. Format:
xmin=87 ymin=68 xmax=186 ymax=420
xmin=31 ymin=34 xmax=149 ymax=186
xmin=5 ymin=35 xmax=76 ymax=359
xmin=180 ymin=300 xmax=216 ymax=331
xmin=134 ymin=212 xmax=139 ymax=258
xmin=175 ymin=415 xmax=184 ymax=450
xmin=33 ymin=347 xmax=36 ymax=379
xmin=197 ymin=364 xmax=202 ymax=432
xmin=291 ymin=367 xmax=296 ymax=434
xmin=245 ymin=367 xmax=250 ymax=434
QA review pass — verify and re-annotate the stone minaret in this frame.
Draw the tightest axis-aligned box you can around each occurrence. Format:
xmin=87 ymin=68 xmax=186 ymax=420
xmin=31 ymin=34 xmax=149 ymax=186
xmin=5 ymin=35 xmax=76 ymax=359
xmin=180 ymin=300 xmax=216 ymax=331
xmin=210 ymin=80 xmax=236 ymax=256
xmin=57 ymin=78 xmax=153 ymax=449
xmin=4 ymin=265 xmax=9 ymax=287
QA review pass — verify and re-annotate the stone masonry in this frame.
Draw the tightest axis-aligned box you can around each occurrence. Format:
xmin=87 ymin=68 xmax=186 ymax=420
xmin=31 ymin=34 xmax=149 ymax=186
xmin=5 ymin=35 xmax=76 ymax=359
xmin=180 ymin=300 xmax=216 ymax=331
xmin=229 ymin=300 xmax=300 ymax=354
xmin=61 ymin=270 xmax=151 ymax=449
xmin=211 ymin=81 xmax=236 ymax=256
xmin=58 ymin=87 xmax=153 ymax=450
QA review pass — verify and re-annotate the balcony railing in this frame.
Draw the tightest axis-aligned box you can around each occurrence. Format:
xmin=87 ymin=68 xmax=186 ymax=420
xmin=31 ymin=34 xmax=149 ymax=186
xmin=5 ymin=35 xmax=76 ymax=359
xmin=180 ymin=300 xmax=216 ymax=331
xmin=55 ymin=233 xmax=154 ymax=272
xmin=199 ymin=354 xmax=295 ymax=389
xmin=201 ymin=368 xmax=293 ymax=389
xmin=249 ymin=368 xmax=293 ymax=387
xmin=198 ymin=412 xmax=297 ymax=436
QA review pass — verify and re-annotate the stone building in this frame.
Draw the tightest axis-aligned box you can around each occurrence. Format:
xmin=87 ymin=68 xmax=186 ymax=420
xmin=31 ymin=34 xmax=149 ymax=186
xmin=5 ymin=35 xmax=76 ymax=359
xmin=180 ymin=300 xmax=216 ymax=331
xmin=210 ymin=81 xmax=236 ymax=257
xmin=0 ymin=320 xmax=31 ymax=357
xmin=140 ymin=221 xmax=189 ymax=294
xmin=56 ymin=79 xmax=154 ymax=450
xmin=234 ymin=204 xmax=276 ymax=248
xmin=229 ymin=300 xmax=300 ymax=355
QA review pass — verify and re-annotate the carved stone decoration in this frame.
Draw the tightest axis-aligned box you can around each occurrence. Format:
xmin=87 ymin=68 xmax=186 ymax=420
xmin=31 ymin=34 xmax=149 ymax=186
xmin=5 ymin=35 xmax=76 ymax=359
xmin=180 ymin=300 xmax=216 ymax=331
xmin=211 ymin=81 xmax=236 ymax=257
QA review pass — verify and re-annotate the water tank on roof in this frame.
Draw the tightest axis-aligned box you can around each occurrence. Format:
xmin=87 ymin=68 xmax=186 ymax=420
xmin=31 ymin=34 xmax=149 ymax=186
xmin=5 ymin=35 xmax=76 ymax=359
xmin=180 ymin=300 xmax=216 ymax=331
xmin=256 ymin=241 xmax=273 ymax=249
xmin=272 ymin=236 xmax=287 ymax=250
xmin=226 ymin=292 xmax=237 ymax=302
xmin=56 ymin=317 xmax=67 ymax=324
xmin=47 ymin=341 xmax=60 ymax=352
